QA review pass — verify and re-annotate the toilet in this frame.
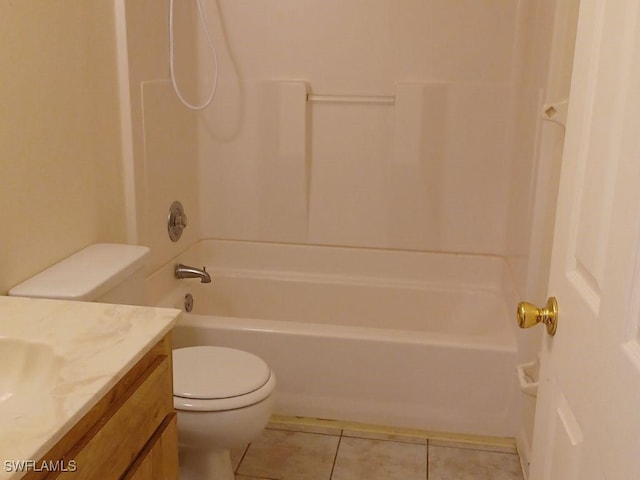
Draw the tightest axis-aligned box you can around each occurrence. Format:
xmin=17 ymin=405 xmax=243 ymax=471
xmin=173 ymin=346 xmax=276 ymax=480
xmin=8 ymin=243 xmax=276 ymax=480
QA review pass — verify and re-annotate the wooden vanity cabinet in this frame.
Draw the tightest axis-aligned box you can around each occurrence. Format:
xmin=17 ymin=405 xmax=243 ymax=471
xmin=25 ymin=334 xmax=179 ymax=480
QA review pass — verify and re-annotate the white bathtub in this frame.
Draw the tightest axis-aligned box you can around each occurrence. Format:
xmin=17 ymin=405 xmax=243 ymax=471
xmin=149 ymin=240 xmax=519 ymax=437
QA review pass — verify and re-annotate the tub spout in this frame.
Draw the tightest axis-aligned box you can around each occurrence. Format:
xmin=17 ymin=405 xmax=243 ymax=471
xmin=175 ymin=264 xmax=212 ymax=283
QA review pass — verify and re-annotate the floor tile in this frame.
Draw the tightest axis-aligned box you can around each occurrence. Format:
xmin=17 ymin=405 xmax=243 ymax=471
xmin=429 ymin=446 xmax=523 ymax=480
xmin=237 ymin=429 xmax=339 ymax=480
xmin=332 ymin=437 xmax=427 ymax=480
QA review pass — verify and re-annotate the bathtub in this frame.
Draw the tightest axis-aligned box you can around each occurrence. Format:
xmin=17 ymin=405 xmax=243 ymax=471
xmin=149 ymin=240 xmax=519 ymax=437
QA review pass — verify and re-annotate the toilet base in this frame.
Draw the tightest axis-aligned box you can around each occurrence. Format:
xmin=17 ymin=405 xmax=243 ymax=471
xmin=178 ymin=446 xmax=234 ymax=480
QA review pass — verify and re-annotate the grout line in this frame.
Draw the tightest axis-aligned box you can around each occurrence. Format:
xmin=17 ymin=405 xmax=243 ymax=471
xmin=328 ymin=433 xmax=343 ymax=480
xmin=426 ymin=438 xmax=430 ymax=480
xmin=234 ymin=443 xmax=251 ymax=474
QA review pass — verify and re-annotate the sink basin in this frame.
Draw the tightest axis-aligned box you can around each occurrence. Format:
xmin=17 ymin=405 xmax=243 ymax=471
xmin=0 ymin=338 xmax=62 ymax=406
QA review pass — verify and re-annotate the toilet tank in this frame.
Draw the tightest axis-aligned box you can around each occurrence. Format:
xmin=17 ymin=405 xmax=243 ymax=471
xmin=8 ymin=244 xmax=150 ymax=305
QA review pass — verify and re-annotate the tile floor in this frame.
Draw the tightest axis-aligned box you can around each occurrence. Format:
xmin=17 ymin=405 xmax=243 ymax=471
xmin=230 ymin=419 xmax=524 ymax=480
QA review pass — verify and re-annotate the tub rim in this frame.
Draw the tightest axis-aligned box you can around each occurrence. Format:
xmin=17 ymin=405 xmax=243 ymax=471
xmin=175 ymin=311 xmax=517 ymax=353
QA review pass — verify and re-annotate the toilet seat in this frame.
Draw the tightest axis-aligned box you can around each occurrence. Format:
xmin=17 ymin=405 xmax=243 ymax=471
xmin=173 ymin=346 xmax=276 ymax=412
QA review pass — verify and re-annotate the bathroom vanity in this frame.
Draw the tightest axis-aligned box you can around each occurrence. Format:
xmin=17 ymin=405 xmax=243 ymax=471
xmin=0 ymin=296 xmax=180 ymax=480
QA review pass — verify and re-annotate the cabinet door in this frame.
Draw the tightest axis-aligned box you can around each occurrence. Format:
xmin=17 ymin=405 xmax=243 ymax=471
xmin=124 ymin=413 xmax=179 ymax=480
xmin=52 ymin=356 xmax=173 ymax=480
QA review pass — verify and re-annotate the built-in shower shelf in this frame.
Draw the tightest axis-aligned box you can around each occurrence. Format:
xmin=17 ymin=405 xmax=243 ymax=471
xmin=516 ymin=359 xmax=540 ymax=397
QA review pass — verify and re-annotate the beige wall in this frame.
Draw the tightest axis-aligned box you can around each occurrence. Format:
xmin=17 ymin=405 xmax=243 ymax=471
xmin=0 ymin=1 xmax=126 ymax=294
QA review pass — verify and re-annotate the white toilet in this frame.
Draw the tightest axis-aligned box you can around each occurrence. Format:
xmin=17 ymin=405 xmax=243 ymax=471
xmin=173 ymin=346 xmax=276 ymax=480
xmin=9 ymin=243 xmax=276 ymax=480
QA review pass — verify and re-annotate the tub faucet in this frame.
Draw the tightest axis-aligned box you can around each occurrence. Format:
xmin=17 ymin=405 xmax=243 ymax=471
xmin=175 ymin=264 xmax=212 ymax=284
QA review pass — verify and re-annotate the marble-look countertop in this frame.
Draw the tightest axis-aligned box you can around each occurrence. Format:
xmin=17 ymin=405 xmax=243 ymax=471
xmin=0 ymin=296 xmax=180 ymax=479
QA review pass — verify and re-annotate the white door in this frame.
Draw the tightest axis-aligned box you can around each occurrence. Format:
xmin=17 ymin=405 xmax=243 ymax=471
xmin=529 ymin=0 xmax=640 ymax=479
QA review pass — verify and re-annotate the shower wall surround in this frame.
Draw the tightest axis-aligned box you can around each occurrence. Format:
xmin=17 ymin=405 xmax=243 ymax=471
xmin=196 ymin=0 xmax=521 ymax=255
xmin=123 ymin=0 xmax=202 ymax=272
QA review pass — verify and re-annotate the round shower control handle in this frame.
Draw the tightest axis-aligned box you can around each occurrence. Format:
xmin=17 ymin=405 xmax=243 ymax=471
xmin=517 ymin=297 xmax=558 ymax=336
xmin=168 ymin=201 xmax=188 ymax=242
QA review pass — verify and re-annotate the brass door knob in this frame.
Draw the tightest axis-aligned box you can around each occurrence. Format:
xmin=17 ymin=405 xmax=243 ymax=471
xmin=517 ymin=297 xmax=558 ymax=336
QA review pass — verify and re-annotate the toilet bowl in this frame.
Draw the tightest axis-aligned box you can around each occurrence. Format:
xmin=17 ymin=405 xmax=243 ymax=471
xmin=173 ymin=346 xmax=276 ymax=480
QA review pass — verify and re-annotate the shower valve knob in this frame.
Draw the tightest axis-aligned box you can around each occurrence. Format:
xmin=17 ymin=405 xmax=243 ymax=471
xmin=168 ymin=201 xmax=188 ymax=242
xmin=174 ymin=213 xmax=188 ymax=228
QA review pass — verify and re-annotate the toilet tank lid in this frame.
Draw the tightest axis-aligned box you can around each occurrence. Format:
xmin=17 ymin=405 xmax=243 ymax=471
xmin=8 ymin=243 xmax=150 ymax=301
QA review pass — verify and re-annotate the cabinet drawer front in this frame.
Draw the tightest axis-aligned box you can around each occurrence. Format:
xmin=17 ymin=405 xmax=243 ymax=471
xmin=56 ymin=355 xmax=173 ymax=480
xmin=123 ymin=413 xmax=178 ymax=480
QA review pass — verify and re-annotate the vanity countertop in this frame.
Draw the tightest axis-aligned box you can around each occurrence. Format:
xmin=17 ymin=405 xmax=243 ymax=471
xmin=0 ymin=295 xmax=180 ymax=479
